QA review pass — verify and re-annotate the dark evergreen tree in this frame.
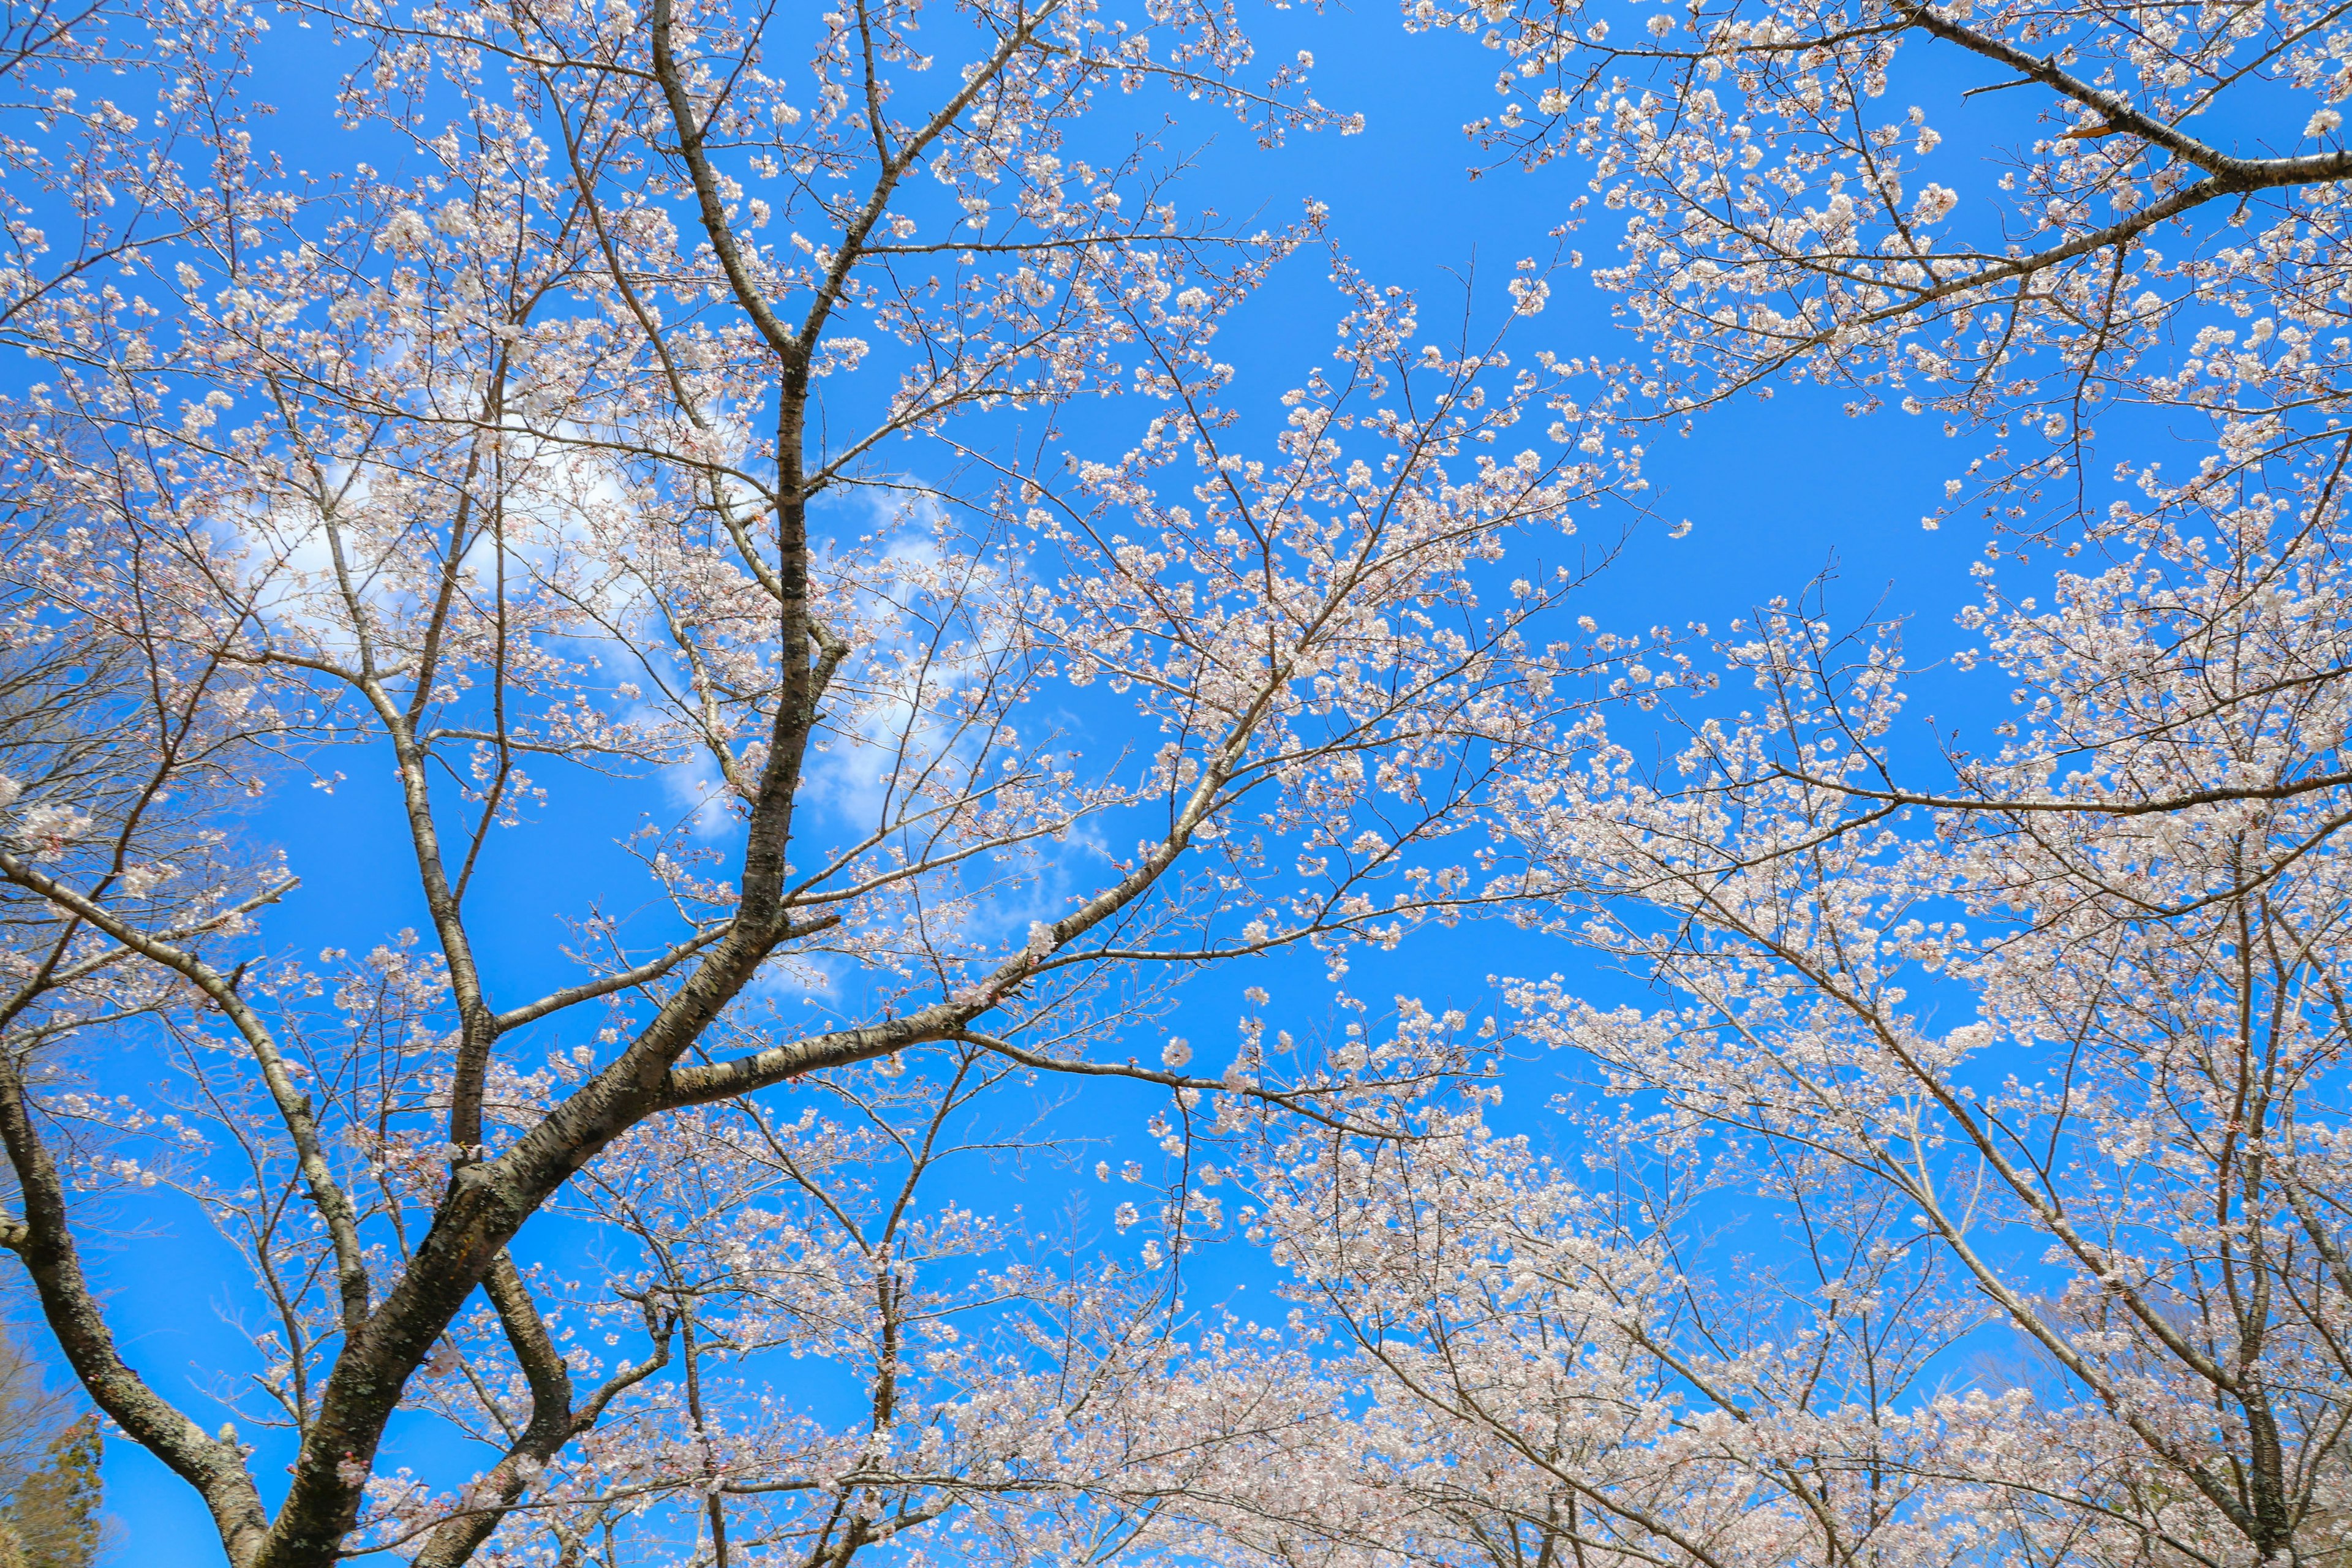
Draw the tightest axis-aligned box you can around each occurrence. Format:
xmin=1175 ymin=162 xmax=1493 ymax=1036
xmin=7 ymin=1415 xmax=99 ymax=1568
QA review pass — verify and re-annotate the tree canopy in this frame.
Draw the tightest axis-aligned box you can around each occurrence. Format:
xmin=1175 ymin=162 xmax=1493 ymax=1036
xmin=1 ymin=0 xmax=2348 ymax=1564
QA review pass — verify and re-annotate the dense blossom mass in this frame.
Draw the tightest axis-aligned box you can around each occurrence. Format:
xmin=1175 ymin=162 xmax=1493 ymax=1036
xmin=0 ymin=0 xmax=2346 ymax=1564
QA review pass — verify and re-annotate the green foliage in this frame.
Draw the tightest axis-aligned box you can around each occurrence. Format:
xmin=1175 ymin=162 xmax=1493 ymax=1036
xmin=4 ymin=1414 xmax=102 ymax=1568
xmin=0 ymin=1330 xmax=103 ymax=1568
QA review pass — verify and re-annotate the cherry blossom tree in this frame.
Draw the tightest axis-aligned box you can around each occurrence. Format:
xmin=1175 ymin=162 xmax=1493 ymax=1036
xmin=349 ymin=1029 xmax=1359 ymax=1568
xmin=1346 ymin=478 xmax=2352 ymax=1568
xmin=1204 ymin=7 xmax=2352 ymax=1566
xmin=1226 ymin=490 xmax=2352 ymax=1568
xmin=0 ymin=1 xmax=1632 ymax=1563
xmin=1417 ymin=0 xmax=2352 ymax=533
xmin=1254 ymin=1099 xmax=2010 ymax=1568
